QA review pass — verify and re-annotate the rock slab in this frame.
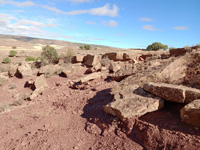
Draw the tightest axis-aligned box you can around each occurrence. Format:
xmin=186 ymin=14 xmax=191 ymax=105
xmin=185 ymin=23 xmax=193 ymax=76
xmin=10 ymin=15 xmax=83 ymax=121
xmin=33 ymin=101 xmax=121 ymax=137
xmin=103 ymin=85 xmax=164 ymax=121
xmin=143 ymin=82 xmax=200 ymax=103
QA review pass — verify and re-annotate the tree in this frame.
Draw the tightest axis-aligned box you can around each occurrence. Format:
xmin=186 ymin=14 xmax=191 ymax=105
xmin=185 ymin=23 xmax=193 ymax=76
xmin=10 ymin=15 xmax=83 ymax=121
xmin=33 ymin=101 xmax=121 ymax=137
xmin=41 ymin=45 xmax=59 ymax=64
xmin=147 ymin=42 xmax=168 ymax=51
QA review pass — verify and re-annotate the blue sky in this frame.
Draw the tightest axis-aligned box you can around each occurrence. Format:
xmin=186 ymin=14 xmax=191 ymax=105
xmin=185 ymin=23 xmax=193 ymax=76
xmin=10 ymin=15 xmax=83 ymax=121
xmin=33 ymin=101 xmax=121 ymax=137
xmin=0 ymin=0 xmax=199 ymax=48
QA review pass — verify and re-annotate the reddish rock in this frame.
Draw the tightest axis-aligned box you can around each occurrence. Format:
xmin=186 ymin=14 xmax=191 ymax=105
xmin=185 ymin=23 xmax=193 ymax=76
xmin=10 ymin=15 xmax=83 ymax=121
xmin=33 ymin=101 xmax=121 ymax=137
xmin=180 ymin=99 xmax=200 ymax=128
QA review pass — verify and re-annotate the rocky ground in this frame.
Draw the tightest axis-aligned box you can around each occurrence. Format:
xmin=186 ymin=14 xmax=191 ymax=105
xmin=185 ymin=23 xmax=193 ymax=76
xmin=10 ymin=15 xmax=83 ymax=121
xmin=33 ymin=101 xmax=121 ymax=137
xmin=0 ymin=46 xmax=200 ymax=150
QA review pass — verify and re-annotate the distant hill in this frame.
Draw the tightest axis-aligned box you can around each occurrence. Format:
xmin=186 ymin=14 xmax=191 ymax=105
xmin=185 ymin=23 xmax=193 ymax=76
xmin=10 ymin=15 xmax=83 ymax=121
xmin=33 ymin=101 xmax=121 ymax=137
xmin=0 ymin=34 xmax=116 ymax=50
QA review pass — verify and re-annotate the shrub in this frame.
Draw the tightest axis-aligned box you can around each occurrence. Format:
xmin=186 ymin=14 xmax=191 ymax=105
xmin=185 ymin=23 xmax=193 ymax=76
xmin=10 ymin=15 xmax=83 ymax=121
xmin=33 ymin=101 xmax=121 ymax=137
xmin=66 ymin=49 xmax=75 ymax=58
xmin=184 ymin=46 xmax=192 ymax=51
xmin=2 ymin=57 xmax=11 ymax=64
xmin=147 ymin=42 xmax=168 ymax=51
xmin=41 ymin=45 xmax=59 ymax=64
xmin=25 ymin=56 xmax=36 ymax=62
xmin=9 ymin=50 xmax=17 ymax=57
xmin=84 ymin=45 xmax=91 ymax=50
xmin=79 ymin=46 xmax=84 ymax=50
xmin=12 ymin=46 xmax=17 ymax=49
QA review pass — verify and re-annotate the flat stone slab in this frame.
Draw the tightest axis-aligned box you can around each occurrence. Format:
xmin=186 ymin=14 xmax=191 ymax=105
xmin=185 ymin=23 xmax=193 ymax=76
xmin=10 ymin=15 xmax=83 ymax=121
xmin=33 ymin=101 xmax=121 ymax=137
xmin=103 ymin=85 xmax=164 ymax=121
xmin=143 ymin=82 xmax=200 ymax=103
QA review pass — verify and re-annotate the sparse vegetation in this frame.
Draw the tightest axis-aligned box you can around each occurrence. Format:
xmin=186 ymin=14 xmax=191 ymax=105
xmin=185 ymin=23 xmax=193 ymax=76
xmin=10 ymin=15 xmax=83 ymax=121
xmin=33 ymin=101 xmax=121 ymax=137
xmin=79 ymin=46 xmax=84 ymax=50
xmin=147 ymin=42 xmax=168 ymax=51
xmin=2 ymin=57 xmax=11 ymax=64
xmin=196 ymin=43 xmax=200 ymax=48
xmin=25 ymin=56 xmax=36 ymax=62
xmin=9 ymin=50 xmax=17 ymax=57
xmin=41 ymin=45 xmax=59 ymax=64
xmin=12 ymin=46 xmax=17 ymax=49
xmin=79 ymin=45 xmax=91 ymax=50
xmin=84 ymin=45 xmax=91 ymax=50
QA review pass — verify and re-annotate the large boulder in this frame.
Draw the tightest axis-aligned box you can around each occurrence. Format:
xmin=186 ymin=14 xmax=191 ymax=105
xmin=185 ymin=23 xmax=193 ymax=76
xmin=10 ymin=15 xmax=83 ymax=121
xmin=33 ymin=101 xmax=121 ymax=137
xmin=83 ymin=55 xmax=101 ymax=67
xmin=29 ymin=75 xmax=49 ymax=100
xmin=180 ymin=99 xmax=200 ymax=128
xmin=103 ymin=85 xmax=164 ymax=121
xmin=38 ymin=64 xmax=62 ymax=77
xmin=72 ymin=55 xmax=84 ymax=63
xmin=113 ymin=64 xmax=135 ymax=81
xmin=16 ymin=61 xmax=33 ymax=78
xmin=85 ymin=63 xmax=102 ymax=74
xmin=102 ymin=52 xmax=130 ymax=61
xmin=109 ymin=62 xmax=121 ymax=73
xmin=157 ymin=56 xmax=187 ymax=84
xmin=8 ymin=64 xmax=18 ymax=77
xmin=143 ymin=82 xmax=200 ymax=103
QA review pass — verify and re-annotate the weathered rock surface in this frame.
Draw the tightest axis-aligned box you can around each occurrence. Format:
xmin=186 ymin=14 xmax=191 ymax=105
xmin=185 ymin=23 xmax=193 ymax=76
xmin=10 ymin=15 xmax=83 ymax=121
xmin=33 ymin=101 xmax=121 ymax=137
xmin=103 ymin=85 xmax=164 ymax=121
xmin=85 ymin=63 xmax=102 ymax=74
xmin=8 ymin=64 xmax=18 ymax=77
xmin=102 ymin=52 xmax=130 ymax=61
xmin=180 ymin=99 xmax=200 ymax=128
xmin=79 ymin=72 xmax=103 ymax=83
xmin=143 ymin=82 xmax=200 ymax=103
xmin=16 ymin=61 xmax=33 ymax=78
xmin=112 ymin=64 xmax=135 ymax=81
xmin=83 ymin=55 xmax=101 ymax=67
xmin=29 ymin=75 xmax=49 ymax=100
xmin=157 ymin=56 xmax=187 ymax=84
xmin=109 ymin=62 xmax=121 ymax=73
xmin=170 ymin=48 xmax=189 ymax=57
xmin=72 ymin=55 xmax=84 ymax=63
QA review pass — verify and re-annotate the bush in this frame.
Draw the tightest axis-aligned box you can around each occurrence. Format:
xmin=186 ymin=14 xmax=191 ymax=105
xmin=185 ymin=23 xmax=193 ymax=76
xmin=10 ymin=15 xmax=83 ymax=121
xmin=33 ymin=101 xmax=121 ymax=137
xmin=41 ymin=45 xmax=59 ymax=64
xmin=9 ymin=50 xmax=17 ymax=57
xmin=79 ymin=46 xmax=84 ymax=50
xmin=12 ymin=46 xmax=17 ymax=49
xmin=25 ymin=56 xmax=36 ymax=62
xmin=147 ymin=42 xmax=168 ymax=51
xmin=84 ymin=45 xmax=91 ymax=50
xmin=2 ymin=57 xmax=11 ymax=64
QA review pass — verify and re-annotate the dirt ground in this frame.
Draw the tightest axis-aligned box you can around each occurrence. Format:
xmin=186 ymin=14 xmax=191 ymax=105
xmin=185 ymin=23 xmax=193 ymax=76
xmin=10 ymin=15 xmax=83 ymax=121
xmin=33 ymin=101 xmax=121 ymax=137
xmin=0 ymin=37 xmax=200 ymax=150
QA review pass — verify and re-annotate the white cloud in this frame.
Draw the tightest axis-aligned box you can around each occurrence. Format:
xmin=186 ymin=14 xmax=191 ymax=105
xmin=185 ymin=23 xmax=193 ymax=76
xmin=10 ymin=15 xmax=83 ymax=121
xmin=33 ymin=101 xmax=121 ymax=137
xmin=41 ymin=3 xmax=119 ymax=17
xmin=102 ymin=20 xmax=118 ymax=27
xmin=173 ymin=26 xmax=188 ymax=30
xmin=0 ymin=13 xmax=56 ymax=37
xmin=41 ymin=5 xmax=67 ymax=14
xmin=0 ymin=0 xmax=35 ymax=7
xmin=139 ymin=17 xmax=154 ymax=22
xmin=142 ymin=25 xmax=162 ymax=31
xmin=86 ymin=21 xmax=96 ymax=25
xmin=88 ymin=4 xmax=119 ymax=17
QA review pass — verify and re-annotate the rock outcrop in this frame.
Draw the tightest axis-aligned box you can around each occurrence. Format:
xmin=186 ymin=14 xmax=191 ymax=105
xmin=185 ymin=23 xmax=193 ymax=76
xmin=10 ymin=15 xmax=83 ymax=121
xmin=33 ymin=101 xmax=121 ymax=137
xmin=143 ymin=82 xmax=200 ymax=103
xmin=103 ymin=85 xmax=164 ymax=121
xmin=180 ymin=99 xmax=200 ymax=128
xmin=29 ymin=75 xmax=49 ymax=100
xmin=16 ymin=61 xmax=33 ymax=78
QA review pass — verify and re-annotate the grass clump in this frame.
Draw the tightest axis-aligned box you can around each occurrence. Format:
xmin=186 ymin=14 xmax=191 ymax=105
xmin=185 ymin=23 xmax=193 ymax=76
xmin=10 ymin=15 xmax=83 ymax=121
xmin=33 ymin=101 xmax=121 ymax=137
xmin=25 ymin=56 xmax=36 ymax=62
xmin=2 ymin=57 xmax=11 ymax=64
xmin=9 ymin=50 xmax=17 ymax=57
